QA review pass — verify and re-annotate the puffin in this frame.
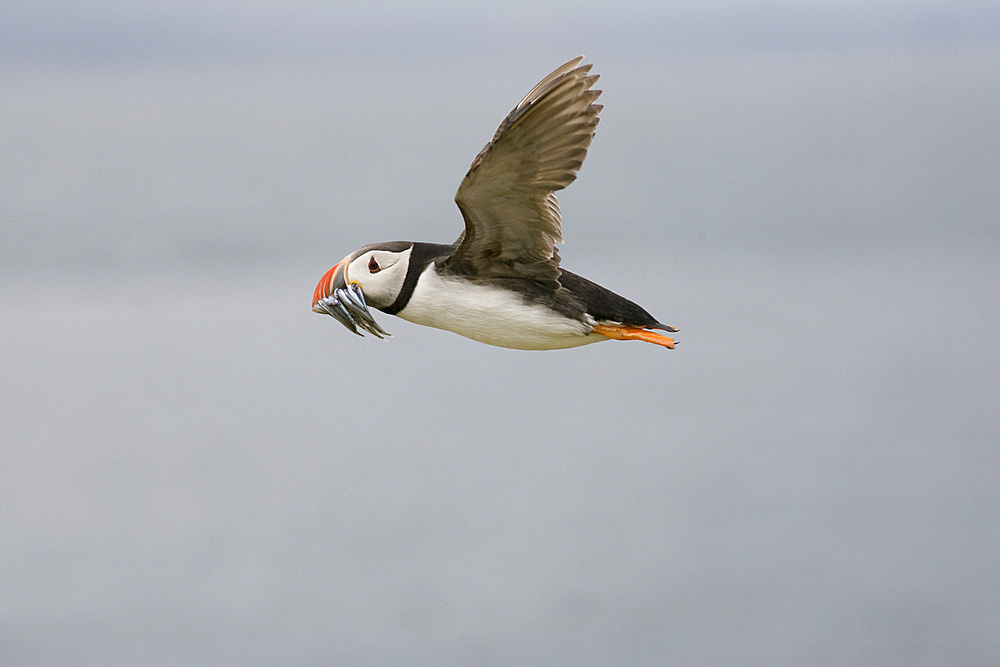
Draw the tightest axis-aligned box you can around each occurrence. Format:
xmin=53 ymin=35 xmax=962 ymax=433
xmin=312 ymin=56 xmax=678 ymax=350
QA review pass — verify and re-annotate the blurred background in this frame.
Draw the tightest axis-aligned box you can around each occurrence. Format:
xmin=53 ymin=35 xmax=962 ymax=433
xmin=2 ymin=1 xmax=998 ymax=664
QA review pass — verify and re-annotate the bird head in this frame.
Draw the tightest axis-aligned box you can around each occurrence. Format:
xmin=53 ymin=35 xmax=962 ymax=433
xmin=312 ymin=242 xmax=413 ymax=337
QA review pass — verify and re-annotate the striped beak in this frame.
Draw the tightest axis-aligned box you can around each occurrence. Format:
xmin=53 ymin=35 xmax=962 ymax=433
xmin=312 ymin=257 xmax=391 ymax=339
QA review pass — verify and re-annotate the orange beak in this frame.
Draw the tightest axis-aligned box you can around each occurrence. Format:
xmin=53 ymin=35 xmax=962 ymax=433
xmin=312 ymin=262 xmax=341 ymax=308
xmin=312 ymin=254 xmax=350 ymax=310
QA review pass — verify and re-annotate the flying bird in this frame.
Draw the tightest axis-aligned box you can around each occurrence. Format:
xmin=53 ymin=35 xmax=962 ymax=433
xmin=313 ymin=56 xmax=678 ymax=350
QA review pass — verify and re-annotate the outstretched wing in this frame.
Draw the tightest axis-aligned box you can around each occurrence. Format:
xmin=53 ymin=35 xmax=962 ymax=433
xmin=441 ymin=56 xmax=603 ymax=286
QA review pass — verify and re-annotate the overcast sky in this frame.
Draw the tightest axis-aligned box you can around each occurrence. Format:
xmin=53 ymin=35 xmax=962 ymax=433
xmin=4 ymin=0 xmax=999 ymax=63
xmin=3 ymin=2 xmax=999 ymax=665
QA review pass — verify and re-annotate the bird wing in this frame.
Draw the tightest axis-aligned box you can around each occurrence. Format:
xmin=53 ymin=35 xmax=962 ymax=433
xmin=441 ymin=56 xmax=603 ymax=286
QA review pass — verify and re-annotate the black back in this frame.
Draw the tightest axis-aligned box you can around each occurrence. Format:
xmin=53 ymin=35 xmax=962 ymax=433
xmin=554 ymin=269 xmax=661 ymax=328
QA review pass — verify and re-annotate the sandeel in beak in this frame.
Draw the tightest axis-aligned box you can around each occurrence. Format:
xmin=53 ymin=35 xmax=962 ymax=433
xmin=312 ymin=261 xmax=391 ymax=339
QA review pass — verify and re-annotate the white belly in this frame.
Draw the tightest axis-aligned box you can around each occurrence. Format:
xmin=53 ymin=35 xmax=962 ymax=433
xmin=397 ymin=267 xmax=604 ymax=350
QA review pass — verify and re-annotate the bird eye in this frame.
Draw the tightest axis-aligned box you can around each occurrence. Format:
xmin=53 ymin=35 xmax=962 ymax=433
xmin=368 ymin=257 xmax=381 ymax=273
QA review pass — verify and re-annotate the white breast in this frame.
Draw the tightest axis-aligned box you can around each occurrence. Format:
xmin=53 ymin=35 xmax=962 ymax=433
xmin=397 ymin=265 xmax=604 ymax=350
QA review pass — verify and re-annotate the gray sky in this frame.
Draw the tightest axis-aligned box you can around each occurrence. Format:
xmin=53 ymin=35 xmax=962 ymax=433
xmin=3 ymin=0 xmax=999 ymax=63
xmin=2 ymin=1 xmax=999 ymax=665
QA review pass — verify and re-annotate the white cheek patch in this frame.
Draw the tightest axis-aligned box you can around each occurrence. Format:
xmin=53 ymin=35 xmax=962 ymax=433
xmin=352 ymin=246 xmax=412 ymax=308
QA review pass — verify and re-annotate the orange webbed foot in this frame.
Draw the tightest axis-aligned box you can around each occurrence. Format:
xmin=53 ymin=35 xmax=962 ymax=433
xmin=592 ymin=323 xmax=677 ymax=348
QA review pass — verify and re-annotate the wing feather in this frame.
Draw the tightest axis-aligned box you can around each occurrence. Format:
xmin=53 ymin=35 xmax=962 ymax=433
xmin=441 ymin=57 xmax=603 ymax=285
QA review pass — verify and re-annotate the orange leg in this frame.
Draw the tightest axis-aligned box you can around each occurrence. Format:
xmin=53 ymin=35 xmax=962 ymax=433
xmin=592 ymin=323 xmax=676 ymax=348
